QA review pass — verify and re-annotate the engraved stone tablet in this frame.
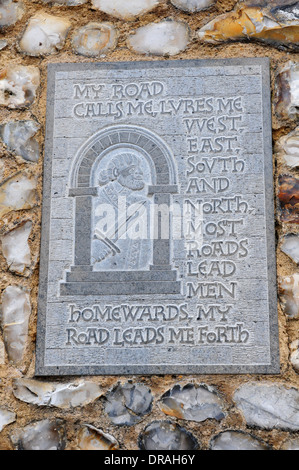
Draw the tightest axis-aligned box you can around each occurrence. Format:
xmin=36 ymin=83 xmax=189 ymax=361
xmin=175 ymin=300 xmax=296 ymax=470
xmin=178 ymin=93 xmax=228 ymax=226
xmin=36 ymin=58 xmax=280 ymax=375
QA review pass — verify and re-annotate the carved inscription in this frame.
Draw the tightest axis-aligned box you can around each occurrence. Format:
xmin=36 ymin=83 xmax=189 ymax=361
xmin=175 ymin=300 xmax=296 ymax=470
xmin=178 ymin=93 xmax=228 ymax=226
xmin=36 ymin=59 xmax=279 ymax=375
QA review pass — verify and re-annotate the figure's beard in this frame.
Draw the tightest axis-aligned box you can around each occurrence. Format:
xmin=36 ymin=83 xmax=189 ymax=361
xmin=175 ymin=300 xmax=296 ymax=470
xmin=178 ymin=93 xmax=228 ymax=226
xmin=118 ymin=175 xmax=145 ymax=191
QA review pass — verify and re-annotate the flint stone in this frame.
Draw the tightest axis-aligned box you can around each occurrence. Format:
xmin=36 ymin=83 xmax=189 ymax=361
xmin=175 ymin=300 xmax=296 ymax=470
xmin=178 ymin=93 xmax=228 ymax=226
xmin=77 ymin=424 xmax=119 ymax=450
xmin=13 ymin=378 xmax=102 ymax=408
xmin=198 ymin=4 xmax=299 ymax=51
xmin=275 ymin=62 xmax=299 ymax=121
xmin=270 ymin=1 xmax=299 ymax=23
xmin=105 ymin=382 xmax=153 ymax=426
xmin=91 ymin=0 xmax=163 ymax=20
xmin=0 ymin=409 xmax=15 ymax=432
xmin=72 ymin=22 xmax=117 ymax=57
xmin=2 ymin=223 xmax=31 ymax=281
xmin=160 ymin=383 xmax=225 ymax=422
xmin=0 ymin=173 xmax=37 ymax=218
xmin=234 ymin=382 xmax=299 ymax=431
xmin=279 ymin=273 xmax=299 ymax=319
xmin=290 ymin=340 xmax=299 ymax=373
xmin=0 ymin=120 xmax=40 ymax=162
xmin=278 ymin=174 xmax=299 ymax=224
xmin=210 ymin=430 xmax=270 ymax=450
xmin=11 ymin=420 xmax=66 ymax=450
xmin=1 ymin=222 xmax=32 ymax=275
xmin=0 ymin=0 xmax=24 ymax=29
xmin=0 ymin=65 xmax=40 ymax=109
xmin=19 ymin=13 xmax=71 ymax=56
xmin=139 ymin=421 xmax=199 ymax=450
xmin=240 ymin=1 xmax=299 ymax=13
xmin=171 ymin=0 xmax=215 ymax=12
xmin=1 ymin=286 xmax=31 ymax=365
xmin=276 ymin=127 xmax=299 ymax=169
xmin=280 ymin=234 xmax=299 ymax=264
xmin=128 ymin=20 xmax=190 ymax=56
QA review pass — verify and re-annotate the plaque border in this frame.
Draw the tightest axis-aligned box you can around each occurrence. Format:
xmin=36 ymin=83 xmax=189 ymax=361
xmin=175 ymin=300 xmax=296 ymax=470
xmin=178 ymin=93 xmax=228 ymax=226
xmin=35 ymin=58 xmax=280 ymax=376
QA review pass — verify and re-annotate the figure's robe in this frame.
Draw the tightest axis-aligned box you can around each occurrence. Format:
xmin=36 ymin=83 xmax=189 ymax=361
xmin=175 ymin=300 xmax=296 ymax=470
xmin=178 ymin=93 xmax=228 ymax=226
xmin=91 ymin=181 xmax=152 ymax=271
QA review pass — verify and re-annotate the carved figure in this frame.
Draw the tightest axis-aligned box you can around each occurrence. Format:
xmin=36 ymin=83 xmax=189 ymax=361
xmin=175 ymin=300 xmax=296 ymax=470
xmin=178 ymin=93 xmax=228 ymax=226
xmin=92 ymin=152 xmax=152 ymax=270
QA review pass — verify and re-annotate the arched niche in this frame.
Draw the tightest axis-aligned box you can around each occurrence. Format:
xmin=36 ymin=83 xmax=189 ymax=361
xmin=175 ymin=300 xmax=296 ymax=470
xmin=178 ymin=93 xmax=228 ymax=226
xmin=60 ymin=125 xmax=181 ymax=296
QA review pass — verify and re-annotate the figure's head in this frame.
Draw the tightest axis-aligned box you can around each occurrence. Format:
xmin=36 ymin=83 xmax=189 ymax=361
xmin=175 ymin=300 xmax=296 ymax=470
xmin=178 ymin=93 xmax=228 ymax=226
xmin=98 ymin=153 xmax=145 ymax=190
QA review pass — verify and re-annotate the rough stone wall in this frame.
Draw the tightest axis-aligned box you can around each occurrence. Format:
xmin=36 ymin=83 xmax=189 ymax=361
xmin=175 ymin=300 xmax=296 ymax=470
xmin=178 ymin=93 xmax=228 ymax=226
xmin=0 ymin=0 xmax=299 ymax=451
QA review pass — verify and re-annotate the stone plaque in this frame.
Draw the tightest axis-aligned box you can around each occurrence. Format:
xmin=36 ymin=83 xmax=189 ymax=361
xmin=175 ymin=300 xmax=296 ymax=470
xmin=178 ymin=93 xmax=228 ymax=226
xmin=36 ymin=58 xmax=280 ymax=375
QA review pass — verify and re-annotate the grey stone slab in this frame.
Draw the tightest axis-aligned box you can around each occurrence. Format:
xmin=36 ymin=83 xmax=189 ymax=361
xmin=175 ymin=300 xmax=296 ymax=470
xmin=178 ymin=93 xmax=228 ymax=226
xmin=36 ymin=58 xmax=279 ymax=376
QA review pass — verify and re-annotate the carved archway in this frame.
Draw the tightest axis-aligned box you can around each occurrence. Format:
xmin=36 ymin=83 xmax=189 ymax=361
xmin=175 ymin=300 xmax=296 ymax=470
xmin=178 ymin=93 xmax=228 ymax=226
xmin=60 ymin=125 xmax=181 ymax=296
xmin=71 ymin=124 xmax=177 ymax=188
